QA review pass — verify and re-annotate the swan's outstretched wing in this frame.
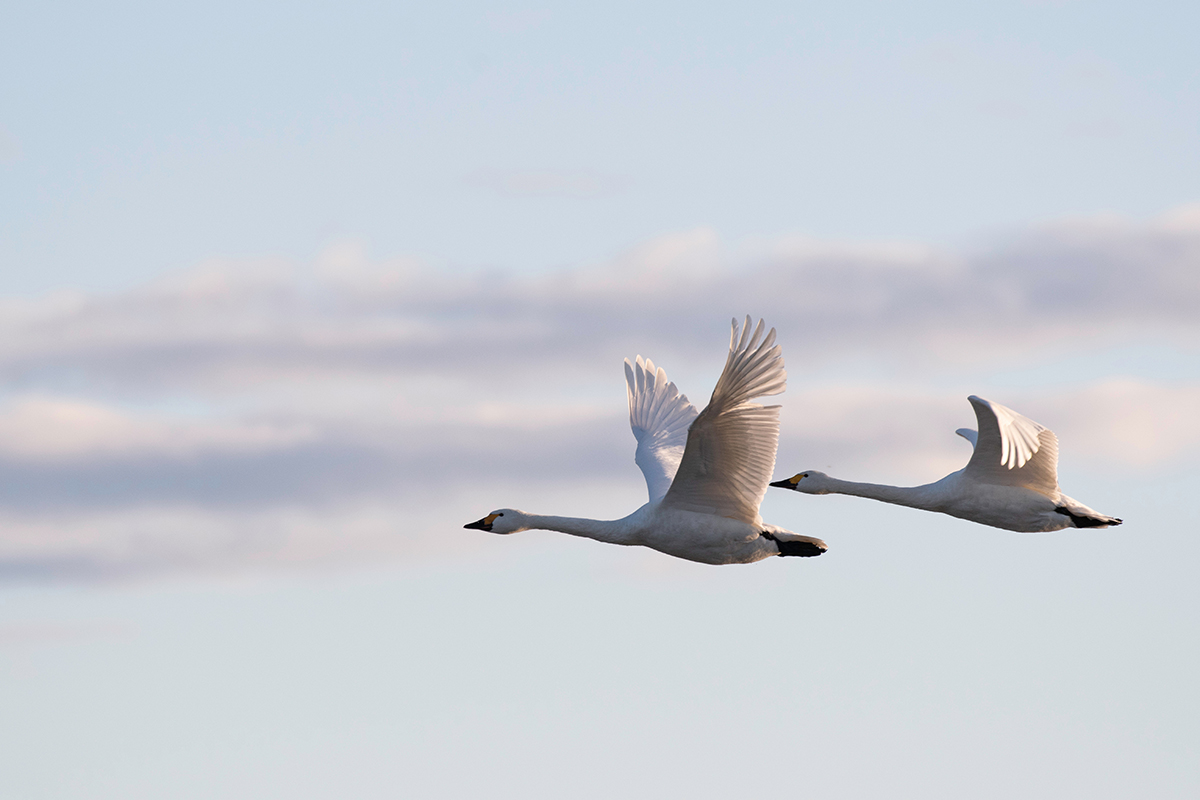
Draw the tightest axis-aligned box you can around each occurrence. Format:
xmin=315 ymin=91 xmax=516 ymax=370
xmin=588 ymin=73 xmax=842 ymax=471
xmin=962 ymin=395 xmax=1059 ymax=493
xmin=625 ymin=356 xmax=699 ymax=502
xmin=662 ymin=317 xmax=786 ymax=524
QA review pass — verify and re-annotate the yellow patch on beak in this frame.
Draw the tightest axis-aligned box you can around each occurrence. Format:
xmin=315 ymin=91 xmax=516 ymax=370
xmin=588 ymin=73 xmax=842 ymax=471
xmin=790 ymin=474 xmax=804 ymax=484
xmin=483 ymin=513 xmax=499 ymax=525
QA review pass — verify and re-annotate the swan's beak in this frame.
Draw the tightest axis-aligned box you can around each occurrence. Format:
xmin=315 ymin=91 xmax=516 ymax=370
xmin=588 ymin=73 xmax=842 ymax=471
xmin=464 ymin=513 xmax=498 ymax=531
xmin=769 ymin=475 xmax=801 ymax=490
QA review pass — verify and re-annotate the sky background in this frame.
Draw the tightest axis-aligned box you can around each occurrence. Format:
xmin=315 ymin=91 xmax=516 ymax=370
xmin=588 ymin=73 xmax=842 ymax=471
xmin=2 ymin=1 xmax=1198 ymax=798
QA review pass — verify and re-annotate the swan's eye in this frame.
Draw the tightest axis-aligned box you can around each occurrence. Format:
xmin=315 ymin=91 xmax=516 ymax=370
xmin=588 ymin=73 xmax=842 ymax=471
xmin=497 ymin=513 xmax=504 ymax=517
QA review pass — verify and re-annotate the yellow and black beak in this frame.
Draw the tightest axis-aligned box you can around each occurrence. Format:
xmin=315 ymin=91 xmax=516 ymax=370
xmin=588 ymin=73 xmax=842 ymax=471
xmin=769 ymin=474 xmax=803 ymax=490
xmin=464 ymin=513 xmax=499 ymax=531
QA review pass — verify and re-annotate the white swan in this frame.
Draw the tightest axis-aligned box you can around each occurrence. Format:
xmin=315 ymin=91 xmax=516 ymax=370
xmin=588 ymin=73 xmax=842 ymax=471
xmin=770 ymin=395 xmax=1122 ymax=532
xmin=464 ymin=317 xmax=827 ymax=564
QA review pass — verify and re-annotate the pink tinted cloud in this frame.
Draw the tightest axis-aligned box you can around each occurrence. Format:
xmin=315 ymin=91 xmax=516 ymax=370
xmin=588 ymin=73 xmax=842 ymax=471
xmin=0 ymin=207 xmax=1194 ymax=579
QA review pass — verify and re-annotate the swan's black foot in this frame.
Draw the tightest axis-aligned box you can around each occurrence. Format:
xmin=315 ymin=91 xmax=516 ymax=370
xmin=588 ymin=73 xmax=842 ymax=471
xmin=1054 ymin=507 xmax=1123 ymax=528
xmin=777 ymin=540 xmax=827 ymax=557
xmin=762 ymin=531 xmax=827 ymax=557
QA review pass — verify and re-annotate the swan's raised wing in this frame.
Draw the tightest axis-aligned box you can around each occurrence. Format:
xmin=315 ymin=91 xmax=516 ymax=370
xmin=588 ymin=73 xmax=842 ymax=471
xmin=962 ymin=395 xmax=1059 ymax=493
xmin=661 ymin=317 xmax=786 ymax=524
xmin=625 ymin=356 xmax=699 ymax=502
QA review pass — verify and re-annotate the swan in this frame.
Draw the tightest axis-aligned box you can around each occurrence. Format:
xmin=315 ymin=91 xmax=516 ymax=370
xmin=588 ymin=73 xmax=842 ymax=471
xmin=464 ymin=317 xmax=827 ymax=564
xmin=769 ymin=395 xmax=1122 ymax=532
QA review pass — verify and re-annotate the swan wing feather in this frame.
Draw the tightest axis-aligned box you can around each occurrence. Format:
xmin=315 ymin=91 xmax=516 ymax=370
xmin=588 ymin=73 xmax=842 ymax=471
xmin=661 ymin=317 xmax=786 ymax=524
xmin=963 ymin=395 xmax=1059 ymax=493
xmin=625 ymin=355 xmax=699 ymax=502
xmin=955 ymin=428 xmax=978 ymax=447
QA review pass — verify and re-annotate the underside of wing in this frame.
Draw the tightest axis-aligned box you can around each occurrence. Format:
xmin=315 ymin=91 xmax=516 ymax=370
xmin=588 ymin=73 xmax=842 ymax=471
xmin=963 ymin=395 xmax=1060 ymax=493
xmin=625 ymin=356 xmax=699 ymax=502
xmin=662 ymin=317 xmax=786 ymax=524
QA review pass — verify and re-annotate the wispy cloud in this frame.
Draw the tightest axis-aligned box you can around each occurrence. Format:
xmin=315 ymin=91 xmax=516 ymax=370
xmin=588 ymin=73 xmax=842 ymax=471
xmin=776 ymin=379 xmax=1200 ymax=483
xmin=0 ymin=397 xmax=314 ymax=460
xmin=5 ymin=208 xmax=1196 ymax=393
xmin=2 ymin=207 xmax=1196 ymax=580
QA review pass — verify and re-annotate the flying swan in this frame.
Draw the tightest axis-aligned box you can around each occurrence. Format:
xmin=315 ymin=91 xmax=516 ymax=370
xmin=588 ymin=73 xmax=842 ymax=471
xmin=770 ymin=395 xmax=1122 ymax=532
xmin=464 ymin=317 xmax=827 ymax=564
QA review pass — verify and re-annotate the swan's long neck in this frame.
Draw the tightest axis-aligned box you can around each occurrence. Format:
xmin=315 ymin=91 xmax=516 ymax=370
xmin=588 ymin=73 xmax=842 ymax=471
xmin=524 ymin=514 xmax=638 ymax=546
xmin=818 ymin=477 xmax=941 ymax=511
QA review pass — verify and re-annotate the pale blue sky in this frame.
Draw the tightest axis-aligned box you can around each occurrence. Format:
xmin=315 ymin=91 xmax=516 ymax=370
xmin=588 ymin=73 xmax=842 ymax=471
xmin=1 ymin=2 xmax=1198 ymax=798
xmin=3 ymin=1 xmax=1198 ymax=293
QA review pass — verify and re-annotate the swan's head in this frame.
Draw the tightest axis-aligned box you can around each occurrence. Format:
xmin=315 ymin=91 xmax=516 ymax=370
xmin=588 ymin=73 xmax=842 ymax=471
xmin=769 ymin=471 xmax=832 ymax=495
xmin=463 ymin=508 xmax=529 ymax=535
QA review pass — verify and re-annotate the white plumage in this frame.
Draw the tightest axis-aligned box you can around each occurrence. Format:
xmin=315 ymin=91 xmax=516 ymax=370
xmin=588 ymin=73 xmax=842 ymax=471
xmin=771 ymin=395 xmax=1122 ymax=532
xmin=464 ymin=317 xmax=827 ymax=564
xmin=625 ymin=355 xmax=696 ymax=503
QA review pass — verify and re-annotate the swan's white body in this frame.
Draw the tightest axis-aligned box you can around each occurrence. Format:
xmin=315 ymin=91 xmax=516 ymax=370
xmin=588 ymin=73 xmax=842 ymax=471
xmin=771 ymin=396 xmax=1122 ymax=533
xmin=465 ymin=318 xmax=827 ymax=564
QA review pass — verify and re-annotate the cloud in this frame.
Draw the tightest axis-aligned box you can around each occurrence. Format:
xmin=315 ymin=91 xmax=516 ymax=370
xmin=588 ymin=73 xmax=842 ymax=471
xmin=1 ymin=377 xmax=1191 ymax=582
xmin=776 ymin=380 xmax=1200 ymax=484
xmin=1 ymin=207 xmax=1196 ymax=580
xmin=1040 ymin=379 xmax=1200 ymax=467
xmin=3 ymin=206 xmax=1196 ymax=396
xmin=0 ymin=396 xmax=313 ymax=460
